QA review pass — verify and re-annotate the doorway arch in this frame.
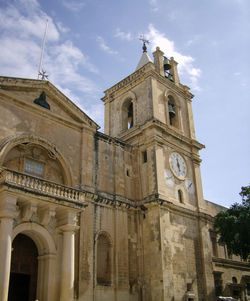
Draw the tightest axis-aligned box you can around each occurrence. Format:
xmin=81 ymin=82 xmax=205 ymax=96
xmin=8 ymin=234 xmax=38 ymax=301
xmin=11 ymin=223 xmax=57 ymax=301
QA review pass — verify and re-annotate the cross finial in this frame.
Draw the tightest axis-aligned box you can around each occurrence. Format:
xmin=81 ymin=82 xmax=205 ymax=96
xmin=139 ymin=35 xmax=150 ymax=53
xmin=38 ymin=69 xmax=49 ymax=80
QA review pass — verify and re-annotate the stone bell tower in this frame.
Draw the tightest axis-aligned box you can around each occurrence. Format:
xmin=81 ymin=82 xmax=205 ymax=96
xmin=102 ymin=43 xmax=214 ymax=301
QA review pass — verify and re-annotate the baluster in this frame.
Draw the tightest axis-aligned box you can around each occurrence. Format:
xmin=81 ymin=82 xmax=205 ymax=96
xmin=34 ymin=179 xmax=38 ymax=190
xmin=21 ymin=175 xmax=25 ymax=186
xmin=53 ymin=185 xmax=57 ymax=195
xmin=18 ymin=174 xmax=21 ymax=185
xmin=6 ymin=172 xmax=12 ymax=182
xmin=26 ymin=176 xmax=30 ymax=187
xmin=30 ymin=178 xmax=34 ymax=189
xmin=46 ymin=184 xmax=50 ymax=194
xmin=38 ymin=180 xmax=42 ymax=191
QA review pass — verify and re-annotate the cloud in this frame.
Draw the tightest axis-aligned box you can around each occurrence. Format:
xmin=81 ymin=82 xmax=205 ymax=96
xmin=146 ymin=24 xmax=202 ymax=91
xmin=0 ymin=3 xmax=59 ymax=41
xmin=149 ymin=0 xmax=159 ymax=12
xmin=96 ymin=36 xmax=118 ymax=55
xmin=0 ymin=0 xmax=99 ymax=99
xmin=56 ymin=22 xmax=70 ymax=33
xmin=186 ymin=35 xmax=201 ymax=47
xmin=114 ymin=28 xmax=132 ymax=41
xmin=61 ymin=0 xmax=85 ymax=12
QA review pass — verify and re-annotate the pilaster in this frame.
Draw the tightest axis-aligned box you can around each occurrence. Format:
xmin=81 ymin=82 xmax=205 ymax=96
xmin=0 ymin=193 xmax=18 ymax=301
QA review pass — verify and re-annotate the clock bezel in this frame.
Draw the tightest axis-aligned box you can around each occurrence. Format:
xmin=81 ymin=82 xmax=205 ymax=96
xmin=169 ymin=151 xmax=188 ymax=181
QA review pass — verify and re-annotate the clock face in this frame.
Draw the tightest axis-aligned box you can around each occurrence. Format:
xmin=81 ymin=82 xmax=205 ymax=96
xmin=164 ymin=169 xmax=174 ymax=186
xmin=185 ymin=178 xmax=195 ymax=194
xmin=169 ymin=152 xmax=187 ymax=180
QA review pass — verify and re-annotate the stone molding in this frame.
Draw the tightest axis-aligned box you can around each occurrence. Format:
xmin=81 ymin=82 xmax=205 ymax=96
xmin=102 ymin=65 xmax=193 ymax=104
xmin=0 ymin=133 xmax=74 ymax=186
xmin=212 ymin=257 xmax=250 ymax=271
xmin=0 ymin=76 xmax=100 ymax=130
xmin=0 ymin=167 xmax=85 ymax=207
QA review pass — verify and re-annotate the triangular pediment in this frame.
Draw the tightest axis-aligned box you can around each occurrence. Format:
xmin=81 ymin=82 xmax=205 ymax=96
xmin=0 ymin=76 xmax=100 ymax=130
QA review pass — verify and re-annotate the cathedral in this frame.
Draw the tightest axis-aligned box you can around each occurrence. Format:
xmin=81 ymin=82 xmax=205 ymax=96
xmin=0 ymin=44 xmax=249 ymax=301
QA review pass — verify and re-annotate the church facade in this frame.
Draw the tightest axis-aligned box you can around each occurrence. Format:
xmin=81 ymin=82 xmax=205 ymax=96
xmin=0 ymin=46 xmax=249 ymax=301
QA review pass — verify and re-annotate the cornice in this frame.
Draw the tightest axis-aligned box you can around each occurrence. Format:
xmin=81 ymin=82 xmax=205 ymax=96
xmin=0 ymin=76 xmax=100 ymax=131
xmin=118 ymin=119 xmax=204 ymax=160
xmin=212 ymin=257 xmax=250 ymax=270
xmin=95 ymin=131 xmax=133 ymax=150
xmin=102 ymin=63 xmax=193 ymax=104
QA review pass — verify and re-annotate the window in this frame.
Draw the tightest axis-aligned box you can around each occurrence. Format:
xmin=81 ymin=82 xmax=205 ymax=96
xmin=24 ymin=159 xmax=44 ymax=178
xmin=210 ymin=231 xmax=218 ymax=257
xmin=246 ymin=283 xmax=250 ymax=296
xmin=97 ymin=233 xmax=111 ymax=286
xmin=127 ymin=102 xmax=134 ymax=129
xmin=214 ymin=273 xmax=223 ymax=296
xmin=122 ymin=99 xmax=134 ymax=131
xmin=178 ymin=189 xmax=183 ymax=203
xmin=142 ymin=151 xmax=147 ymax=163
xmin=167 ymin=95 xmax=179 ymax=128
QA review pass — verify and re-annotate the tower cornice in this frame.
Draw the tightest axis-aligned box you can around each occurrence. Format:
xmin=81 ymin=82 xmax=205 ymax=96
xmin=101 ymin=63 xmax=193 ymax=104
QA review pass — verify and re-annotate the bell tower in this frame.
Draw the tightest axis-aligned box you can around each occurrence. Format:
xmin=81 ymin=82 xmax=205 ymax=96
xmin=101 ymin=44 xmax=205 ymax=205
xmin=102 ymin=44 xmax=213 ymax=301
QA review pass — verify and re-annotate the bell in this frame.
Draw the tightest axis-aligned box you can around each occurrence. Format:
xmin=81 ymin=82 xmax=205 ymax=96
xmin=168 ymin=73 xmax=173 ymax=81
xmin=168 ymin=103 xmax=176 ymax=117
xmin=163 ymin=56 xmax=171 ymax=71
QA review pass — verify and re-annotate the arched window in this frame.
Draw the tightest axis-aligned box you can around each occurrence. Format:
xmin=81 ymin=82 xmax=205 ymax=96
xmin=122 ymin=99 xmax=134 ymax=131
xmin=97 ymin=233 xmax=112 ymax=286
xmin=178 ymin=189 xmax=184 ymax=203
xmin=168 ymin=95 xmax=178 ymax=128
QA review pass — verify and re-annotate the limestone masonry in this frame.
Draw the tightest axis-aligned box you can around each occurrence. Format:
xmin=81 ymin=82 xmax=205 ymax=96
xmin=0 ymin=46 xmax=249 ymax=301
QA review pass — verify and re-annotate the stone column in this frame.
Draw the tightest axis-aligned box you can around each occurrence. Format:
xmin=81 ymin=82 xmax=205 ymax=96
xmin=153 ymin=47 xmax=165 ymax=76
xmin=58 ymin=223 xmax=78 ymax=301
xmin=0 ymin=194 xmax=17 ymax=301
xmin=170 ymin=57 xmax=180 ymax=85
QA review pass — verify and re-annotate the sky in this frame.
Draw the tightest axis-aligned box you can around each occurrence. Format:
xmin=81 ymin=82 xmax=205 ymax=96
xmin=0 ymin=0 xmax=249 ymax=207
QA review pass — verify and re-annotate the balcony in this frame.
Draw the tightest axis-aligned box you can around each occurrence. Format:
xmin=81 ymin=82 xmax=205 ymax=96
xmin=0 ymin=167 xmax=85 ymax=207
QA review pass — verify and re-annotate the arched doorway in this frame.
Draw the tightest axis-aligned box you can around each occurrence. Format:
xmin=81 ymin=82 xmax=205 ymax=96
xmin=8 ymin=234 xmax=38 ymax=301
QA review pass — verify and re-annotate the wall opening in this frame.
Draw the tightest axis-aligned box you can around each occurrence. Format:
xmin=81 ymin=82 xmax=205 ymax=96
xmin=178 ymin=189 xmax=183 ymax=203
xmin=97 ymin=233 xmax=111 ymax=286
xmin=122 ymin=99 xmax=134 ymax=131
xmin=8 ymin=234 xmax=38 ymax=301
xmin=167 ymin=95 xmax=179 ymax=128
xmin=142 ymin=151 xmax=147 ymax=163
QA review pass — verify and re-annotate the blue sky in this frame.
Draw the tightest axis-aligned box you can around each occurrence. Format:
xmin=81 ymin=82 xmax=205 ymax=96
xmin=0 ymin=0 xmax=249 ymax=207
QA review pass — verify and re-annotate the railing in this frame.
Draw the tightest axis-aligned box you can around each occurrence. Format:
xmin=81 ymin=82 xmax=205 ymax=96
xmin=0 ymin=168 xmax=84 ymax=203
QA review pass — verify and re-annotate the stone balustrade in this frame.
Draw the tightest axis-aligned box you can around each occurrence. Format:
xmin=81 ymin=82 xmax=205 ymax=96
xmin=0 ymin=168 xmax=84 ymax=203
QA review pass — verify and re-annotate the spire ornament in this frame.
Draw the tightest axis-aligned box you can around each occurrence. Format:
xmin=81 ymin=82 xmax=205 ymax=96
xmin=139 ymin=35 xmax=150 ymax=53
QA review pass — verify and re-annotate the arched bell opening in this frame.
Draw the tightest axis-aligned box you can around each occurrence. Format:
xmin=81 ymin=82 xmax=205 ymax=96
xmin=122 ymin=99 xmax=134 ymax=131
xmin=168 ymin=95 xmax=177 ymax=127
xmin=8 ymin=234 xmax=38 ymax=301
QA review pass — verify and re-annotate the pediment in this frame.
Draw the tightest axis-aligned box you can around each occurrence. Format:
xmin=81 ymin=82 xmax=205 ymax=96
xmin=0 ymin=77 xmax=100 ymax=130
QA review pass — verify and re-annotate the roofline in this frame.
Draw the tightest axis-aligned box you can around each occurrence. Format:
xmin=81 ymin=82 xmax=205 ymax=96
xmin=0 ymin=76 xmax=100 ymax=130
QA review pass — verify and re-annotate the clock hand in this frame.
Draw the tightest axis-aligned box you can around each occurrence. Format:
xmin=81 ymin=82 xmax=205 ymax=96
xmin=176 ymin=158 xmax=180 ymax=171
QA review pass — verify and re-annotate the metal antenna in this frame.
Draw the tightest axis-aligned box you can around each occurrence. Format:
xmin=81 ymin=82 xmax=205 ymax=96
xmin=139 ymin=35 xmax=150 ymax=53
xmin=38 ymin=19 xmax=49 ymax=80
